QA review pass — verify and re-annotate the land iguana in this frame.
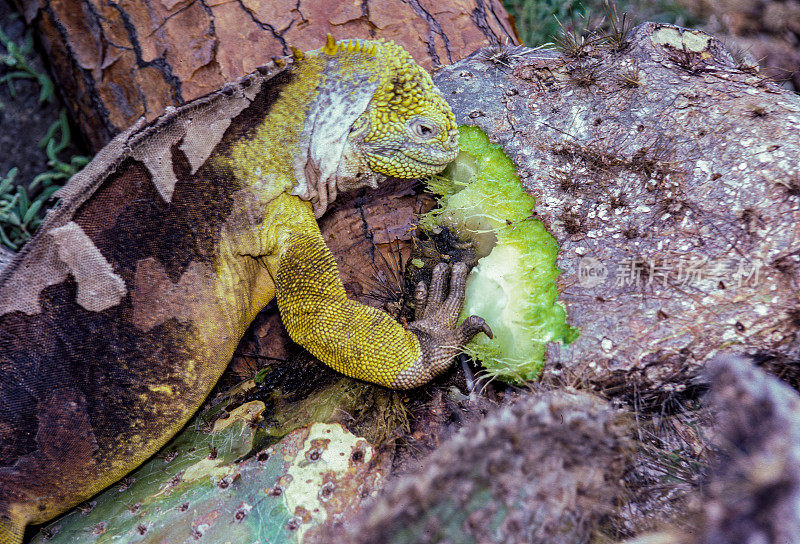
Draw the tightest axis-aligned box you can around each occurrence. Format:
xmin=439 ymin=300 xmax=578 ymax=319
xmin=0 ymin=36 xmax=491 ymax=543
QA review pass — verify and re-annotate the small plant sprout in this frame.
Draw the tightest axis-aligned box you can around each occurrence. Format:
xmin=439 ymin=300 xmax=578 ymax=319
xmin=0 ymin=21 xmax=92 ymax=250
xmin=0 ymin=27 xmax=54 ymax=104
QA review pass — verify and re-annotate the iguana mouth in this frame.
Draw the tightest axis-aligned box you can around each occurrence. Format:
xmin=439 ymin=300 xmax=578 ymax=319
xmin=403 ymin=152 xmax=456 ymax=168
xmin=413 ymin=158 xmax=450 ymax=167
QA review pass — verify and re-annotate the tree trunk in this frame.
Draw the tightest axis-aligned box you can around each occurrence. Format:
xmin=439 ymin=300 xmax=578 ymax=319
xmin=13 ymin=0 xmax=519 ymax=152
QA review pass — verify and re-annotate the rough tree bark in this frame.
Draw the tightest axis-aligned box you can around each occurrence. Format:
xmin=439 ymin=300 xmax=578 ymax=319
xmin=13 ymin=0 xmax=519 ymax=151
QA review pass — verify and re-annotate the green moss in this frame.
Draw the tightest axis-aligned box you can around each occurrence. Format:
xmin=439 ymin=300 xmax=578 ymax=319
xmin=422 ymin=125 xmax=578 ymax=383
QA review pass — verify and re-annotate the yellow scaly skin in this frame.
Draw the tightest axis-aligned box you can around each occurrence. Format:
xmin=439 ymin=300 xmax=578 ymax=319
xmin=0 ymin=37 xmax=490 ymax=543
xmin=221 ymin=36 xmax=490 ymax=389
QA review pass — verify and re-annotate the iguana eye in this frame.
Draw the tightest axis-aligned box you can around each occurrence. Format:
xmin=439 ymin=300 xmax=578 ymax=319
xmin=408 ymin=118 xmax=438 ymax=140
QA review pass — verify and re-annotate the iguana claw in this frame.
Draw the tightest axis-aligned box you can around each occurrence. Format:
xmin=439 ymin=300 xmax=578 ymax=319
xmin=393 ymin=263 xmax=492 ymax=388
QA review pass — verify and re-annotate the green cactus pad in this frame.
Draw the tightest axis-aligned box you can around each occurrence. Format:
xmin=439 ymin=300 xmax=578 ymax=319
xmin=31 ymin=398 xmax=382 ymax=543
xmin=422 ymin=125 xmax=578 ymax=383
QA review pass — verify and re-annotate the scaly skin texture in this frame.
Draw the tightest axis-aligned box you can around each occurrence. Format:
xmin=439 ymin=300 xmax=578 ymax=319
xmin=0 ymin=37 xmax=489 ymax=543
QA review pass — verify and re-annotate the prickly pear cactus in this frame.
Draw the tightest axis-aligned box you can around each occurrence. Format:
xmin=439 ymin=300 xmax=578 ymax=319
xmin=31 ymin=398 xmax=385 ymax=543
xmin=431 ymin=23 xmax=800 ymax=395
xmin=420 ymin=125 xmax=578 ymax=383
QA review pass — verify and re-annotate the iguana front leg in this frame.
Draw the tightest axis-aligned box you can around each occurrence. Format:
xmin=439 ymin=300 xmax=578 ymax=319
xmin=270 ymin=201 xmax=490 ymax=389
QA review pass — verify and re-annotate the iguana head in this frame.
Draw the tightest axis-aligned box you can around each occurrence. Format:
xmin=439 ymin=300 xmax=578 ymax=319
xmin=349 ymin=41 xmax=459 ymax=180
xmin=291 ymin=37 xmax=459 ymax=217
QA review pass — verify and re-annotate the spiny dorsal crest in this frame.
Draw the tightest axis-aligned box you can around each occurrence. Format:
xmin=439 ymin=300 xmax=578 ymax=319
xmin=294 ymin=35 xmax=444 ymax=125
xmin=321 ymin=34 xmax=379 ymax=57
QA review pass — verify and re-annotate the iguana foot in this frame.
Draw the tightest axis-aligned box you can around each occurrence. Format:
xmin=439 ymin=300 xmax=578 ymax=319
xmin=392 ymin=263 xmax=492 ymax=388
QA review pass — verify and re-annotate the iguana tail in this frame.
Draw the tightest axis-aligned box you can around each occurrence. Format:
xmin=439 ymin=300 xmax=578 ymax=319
xmin=0 ymin=520 xmax=23 ymax=544
xmin=0 ymin=502 xmax=25 ymax=544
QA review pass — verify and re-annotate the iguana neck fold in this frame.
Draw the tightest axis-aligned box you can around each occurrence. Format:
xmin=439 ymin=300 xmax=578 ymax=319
xmin=226 ymin=38 xmax=458 ymax=218
xmin=224 ymin=42 xmax=381 ymax=218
